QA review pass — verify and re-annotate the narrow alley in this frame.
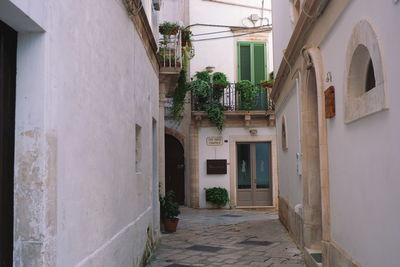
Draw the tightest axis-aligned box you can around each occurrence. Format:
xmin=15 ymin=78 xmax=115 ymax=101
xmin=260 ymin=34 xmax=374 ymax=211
xmin=148 ymin=208 xmax=304 ymax=267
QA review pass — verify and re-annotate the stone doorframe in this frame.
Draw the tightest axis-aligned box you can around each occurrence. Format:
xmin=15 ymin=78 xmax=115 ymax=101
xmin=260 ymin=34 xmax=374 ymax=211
xmin=228 ymin=135 xmax=278 ymax=208
xmin=300 ymin=47 xmax=331 ymax=248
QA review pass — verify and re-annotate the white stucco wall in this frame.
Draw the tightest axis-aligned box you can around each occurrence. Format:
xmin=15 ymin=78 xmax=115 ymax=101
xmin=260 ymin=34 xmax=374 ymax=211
xmin=2 ymin=0 xmax=161 ymax=266
xmin=189 ymin=0 xmax=273 ymax=82
xmin=198 ymin=126 xmax=276 ymax=208
xmin=275 ymin=81 xmax=302 ymax=208
xmin=319 ymin=1 xmax=400 ymax=266
xmin=271 ymin=0 xmax=292 ymax=72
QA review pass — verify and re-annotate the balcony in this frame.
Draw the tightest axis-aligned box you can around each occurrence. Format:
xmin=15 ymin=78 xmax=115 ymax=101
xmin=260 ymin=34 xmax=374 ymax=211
xmin=191 ymin=83 xmax=275 ymax=127
xmin=159 ymin=31 xmax=182 ymax=97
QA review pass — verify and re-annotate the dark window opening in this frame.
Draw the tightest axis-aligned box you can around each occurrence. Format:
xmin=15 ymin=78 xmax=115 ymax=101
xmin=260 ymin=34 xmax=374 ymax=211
xmin=365 ymin=59 xmax=376 ymax=92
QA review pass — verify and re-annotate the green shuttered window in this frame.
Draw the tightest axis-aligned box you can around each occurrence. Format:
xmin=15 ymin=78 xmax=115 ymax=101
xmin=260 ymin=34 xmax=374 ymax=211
xmin=237 ymin=42 xmax=266 ymax=84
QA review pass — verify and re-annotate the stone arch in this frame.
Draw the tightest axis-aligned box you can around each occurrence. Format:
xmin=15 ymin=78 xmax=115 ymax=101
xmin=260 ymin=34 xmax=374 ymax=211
xmin=344 ymin=20 xmax=387 ymax=123
xmin=165 ymin=127 xmax=185 ymax=147
xmin=300 ymin=47 xmax=331 ymax=249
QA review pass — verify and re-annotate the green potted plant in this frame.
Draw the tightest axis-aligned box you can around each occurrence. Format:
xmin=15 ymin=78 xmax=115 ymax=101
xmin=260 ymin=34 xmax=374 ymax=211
xmin=212 ymin=72 xmax=229 ymax=101
xmin=205 ymin=187 xmax=229 ymax=208
xmin=159 ymin=22 xmax=180 ymax=36
xmin=189 ymin=78 xmax=212 ymax=109
xmin=181 ymin=27 xmax=192 ymax=47
xmin=260 ymin=71 xmax=275 ymax=88
xmin=236 ymin=80 xmax=258 ymax=110
xmin=160 ymin=190 xmax=180 ymax=232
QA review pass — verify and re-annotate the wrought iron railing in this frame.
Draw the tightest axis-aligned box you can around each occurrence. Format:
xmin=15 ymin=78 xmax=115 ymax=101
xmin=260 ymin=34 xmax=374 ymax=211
xmin=158 ymin=31 xmax=182 ymax=68
xmin=191 ymin=83 xmax=274 ymax=111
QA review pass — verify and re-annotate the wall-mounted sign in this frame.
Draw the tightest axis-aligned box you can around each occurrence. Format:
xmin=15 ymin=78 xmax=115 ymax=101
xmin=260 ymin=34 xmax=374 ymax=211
xmin=206 ymin=136 xmax=223 ymax=146
xmin=324 ymin=86 xmax=335 ymax=118
xmin=207 ymin=159 xmax=227 ymax=174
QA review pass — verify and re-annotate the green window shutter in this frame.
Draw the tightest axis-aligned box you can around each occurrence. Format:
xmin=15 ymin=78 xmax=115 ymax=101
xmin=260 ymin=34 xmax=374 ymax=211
xmin=239 ymin=43 xmax=251 ymax=81
xmin=253 ymin=43 xmax=266 ymax=84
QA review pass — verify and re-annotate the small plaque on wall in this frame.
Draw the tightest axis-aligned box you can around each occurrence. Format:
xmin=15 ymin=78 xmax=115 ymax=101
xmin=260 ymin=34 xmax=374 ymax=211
xmin=207 ymin=159 xmax=227 ymax=174
xmin=206 ymin=136 xmax=223 ymax=146
xmin=324 ymin=86 xmax=336 ymax=119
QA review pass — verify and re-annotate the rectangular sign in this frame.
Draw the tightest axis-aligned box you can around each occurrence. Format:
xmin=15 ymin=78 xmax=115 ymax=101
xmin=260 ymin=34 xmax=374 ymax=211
xmin=207 ymin=159 xmax=227 ymax=174
xmin=206 ymin=136 xmax=223 ymax=146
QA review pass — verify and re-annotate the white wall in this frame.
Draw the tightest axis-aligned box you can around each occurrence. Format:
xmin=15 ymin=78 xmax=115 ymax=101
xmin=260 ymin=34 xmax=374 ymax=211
xmin=189 ymin=0 xmax=273 ymax=82
xmin=275 ymin=81 xmax=302 ymax=208
xmin=320 ymin=1 xmax=400 ymax=266
xmin=2 ymin=0 xmax=160 ymax=266
xmin=271 ymin=0 xmax=293 ymax=72
xmin=198 ymin=126 xmax=276 ymax=208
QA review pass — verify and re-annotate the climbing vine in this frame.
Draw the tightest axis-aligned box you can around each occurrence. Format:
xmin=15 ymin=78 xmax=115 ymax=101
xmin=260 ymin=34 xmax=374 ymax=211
xmin=171 ymin=70 xmax=189 ymax=121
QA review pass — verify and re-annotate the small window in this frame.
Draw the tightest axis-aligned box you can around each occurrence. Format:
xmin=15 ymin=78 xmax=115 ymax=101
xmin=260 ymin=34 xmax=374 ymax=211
xmin=135 ymin=124 xmax=142 ymax=172
xmin=344 ymin=20 xmax=386 ymax=123
xmin=365 ymin=59 xmax=376 ymax=92
xmin=281 ymin=116 xmax=288 ymax=150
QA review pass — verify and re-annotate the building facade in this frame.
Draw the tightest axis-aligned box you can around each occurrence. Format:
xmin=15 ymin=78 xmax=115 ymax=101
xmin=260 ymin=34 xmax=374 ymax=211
xmin=161 ymin=0 xmax=277 ymax=209
xmin=272 ymin=0 xmax=400 ymax=266
xmin=0 ymin=0 xmax=162 ymax=266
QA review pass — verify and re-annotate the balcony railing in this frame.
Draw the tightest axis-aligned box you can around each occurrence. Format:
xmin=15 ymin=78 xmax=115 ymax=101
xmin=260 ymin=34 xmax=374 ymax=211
xmin=191 ymin=83 xmax=274 ymax=112
xmin=159 ymin=31 xmax=182 ymax=69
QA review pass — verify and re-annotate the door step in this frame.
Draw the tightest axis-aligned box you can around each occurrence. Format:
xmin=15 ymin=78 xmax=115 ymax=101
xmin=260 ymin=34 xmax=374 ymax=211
xmin=304 ymin=247 xmax=322 ymax=267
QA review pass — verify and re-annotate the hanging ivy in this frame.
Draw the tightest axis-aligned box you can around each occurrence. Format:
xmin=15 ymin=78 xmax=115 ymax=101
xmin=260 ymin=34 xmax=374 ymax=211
xmin=171 ymin=70 xmax=189 ymax=121
xmin=204 ymin=102 xmax=225 ymax=133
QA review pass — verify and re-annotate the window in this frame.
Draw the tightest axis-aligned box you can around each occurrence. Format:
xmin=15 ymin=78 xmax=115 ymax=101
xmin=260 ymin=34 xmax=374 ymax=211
xmin=344 ymin=20 xmax=386 ymax=123
xmin=281 ymin=115 xmax=288 ymax=150
xmin=135 ymin=124 xmax=142 ymax=172
xmin=237 ymin=42 xmax=266 ymax=84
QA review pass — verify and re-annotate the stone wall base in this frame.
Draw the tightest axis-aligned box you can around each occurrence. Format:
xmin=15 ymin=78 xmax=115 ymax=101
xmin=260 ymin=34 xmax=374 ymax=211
xmin=279 ymin=196 xmax=361 ymax=267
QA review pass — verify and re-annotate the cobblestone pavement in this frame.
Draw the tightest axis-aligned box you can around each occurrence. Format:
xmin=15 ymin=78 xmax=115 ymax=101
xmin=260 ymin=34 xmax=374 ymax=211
xmin=147 ymin=207 xmax=305 ymax=267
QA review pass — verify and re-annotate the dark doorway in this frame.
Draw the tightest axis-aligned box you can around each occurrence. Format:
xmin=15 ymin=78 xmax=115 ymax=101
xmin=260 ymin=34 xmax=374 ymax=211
xmin=0 ymin=20 xmax=17 ymax=267
xmin=165 ymin=134 xmax=184 ymax=205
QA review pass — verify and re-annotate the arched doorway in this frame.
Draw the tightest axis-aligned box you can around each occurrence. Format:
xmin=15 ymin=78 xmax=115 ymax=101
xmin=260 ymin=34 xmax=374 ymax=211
xmin=165 ymin=134 xmax=185 ymax=205
xmin=302 ymin=65 xmax=323 ymax=249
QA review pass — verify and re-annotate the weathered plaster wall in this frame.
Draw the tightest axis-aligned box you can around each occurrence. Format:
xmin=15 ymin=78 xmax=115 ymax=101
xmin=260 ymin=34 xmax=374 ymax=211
xmin=275 ymin=81 xmax=302 ymax=208
xmin=189 ymin=0 xmax=273 ymax=82
xmin=320 ymin=1 xmax=400 ymax=266
xmin=4 ymin=0 xmax=160 ymax=266
xmin=198 ymin=126 xmax=276 ymax=208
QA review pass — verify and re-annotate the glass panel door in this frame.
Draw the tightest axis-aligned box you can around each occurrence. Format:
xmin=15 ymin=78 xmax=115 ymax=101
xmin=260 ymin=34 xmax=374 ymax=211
xmin=255 ymin=143 xmax=271 ymax=188
xmin=237 ymin=144 xmax=251 ymax=189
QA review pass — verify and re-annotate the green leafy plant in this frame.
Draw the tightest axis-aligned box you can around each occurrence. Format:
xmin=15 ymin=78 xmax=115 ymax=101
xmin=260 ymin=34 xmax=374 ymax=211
xmin=189 ymin=79 xmax=212 ymax=108
xmin=160 ymin=190 xmax=180 ymax=220
xmin=195 ymin=71 xmax=212 ymax=83
xmin=212 ymin=72 xmax=229 ymax=100
xmin=205 ymin=102 xmax=225 ymax=132
xmin=159 ymin=21 xmax=180 ymax=36
xmin=260 ymin=71 xmax=275 ymax=89
xmin=181 ymin=27 xmax=192 ymax=47
xmin=171 ymin=70 xmax=189 ymax=120
xmin=205 ymin=187 xmax=229 ymax=207
xmin=236 ymin=80 xmax=258 ymax=110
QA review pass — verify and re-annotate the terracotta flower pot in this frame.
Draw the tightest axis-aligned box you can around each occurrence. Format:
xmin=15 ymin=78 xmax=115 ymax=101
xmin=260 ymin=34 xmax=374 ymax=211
xmin=163 ymin=218 xmax=179 ymax=233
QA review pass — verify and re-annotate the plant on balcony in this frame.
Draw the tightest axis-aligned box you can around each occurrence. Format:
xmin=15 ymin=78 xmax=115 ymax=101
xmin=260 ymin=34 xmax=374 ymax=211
xmin=181 ymin=27 xmax=192 ymax=47
xmin=189 ymin=79 xmax=211 ymax=107
xmin=205 ymin=102 xmax=225 ymax=132
xmin=195 ymin=71 xmax=212 ymax=84
xmin=171 ymin=70 xmax=189 ymax=121
xmin=205 ymin=187 xmax=229 ymax=207
xmin=260 ymin=71 xmax=275 ymax=88
xmin=236 ymin=80 xmax=258 ymax=110
xmin=159 ymin=21 xmax=180 ymax=36
xmin=212 ymin=72 xmax=229 ymax=100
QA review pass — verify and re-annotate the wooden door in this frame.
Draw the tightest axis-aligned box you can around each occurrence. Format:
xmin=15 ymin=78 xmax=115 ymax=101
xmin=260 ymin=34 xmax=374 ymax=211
xmin=165 ymin=135 xmax=185 ymax=205
xmin=0 ymin=20 xmax=17 ymax=267
xmin=236 ymin=143 xmax=272 ymax=206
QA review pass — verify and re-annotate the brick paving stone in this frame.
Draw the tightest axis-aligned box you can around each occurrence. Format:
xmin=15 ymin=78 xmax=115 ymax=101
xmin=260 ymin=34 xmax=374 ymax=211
xmin=147 ymin=208 xmax=305 ymax=267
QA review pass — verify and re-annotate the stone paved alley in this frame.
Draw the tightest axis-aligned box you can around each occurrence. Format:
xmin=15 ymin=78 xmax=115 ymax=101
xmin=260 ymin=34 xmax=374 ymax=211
xmin=148 ymin=208 xmax=305 ymax=267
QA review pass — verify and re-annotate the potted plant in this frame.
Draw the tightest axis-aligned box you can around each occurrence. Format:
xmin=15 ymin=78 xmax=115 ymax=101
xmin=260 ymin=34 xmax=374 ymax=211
xmin=212 ymin=72 xmax=229 ymax=89
xmin=159 ymin=21 xmax=180 ymax=36
xmin=160 ymin=190 xmax=180 ymax=232
xmin=260 ymin=71 xmax=275 ymax=88
xmin=181 ymin=27 xmax=192 ymax=47
xmin=236 ymin=80 xmax=258 ymax=110
xmin=205 ymin=187 xmax=229 ymax=208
